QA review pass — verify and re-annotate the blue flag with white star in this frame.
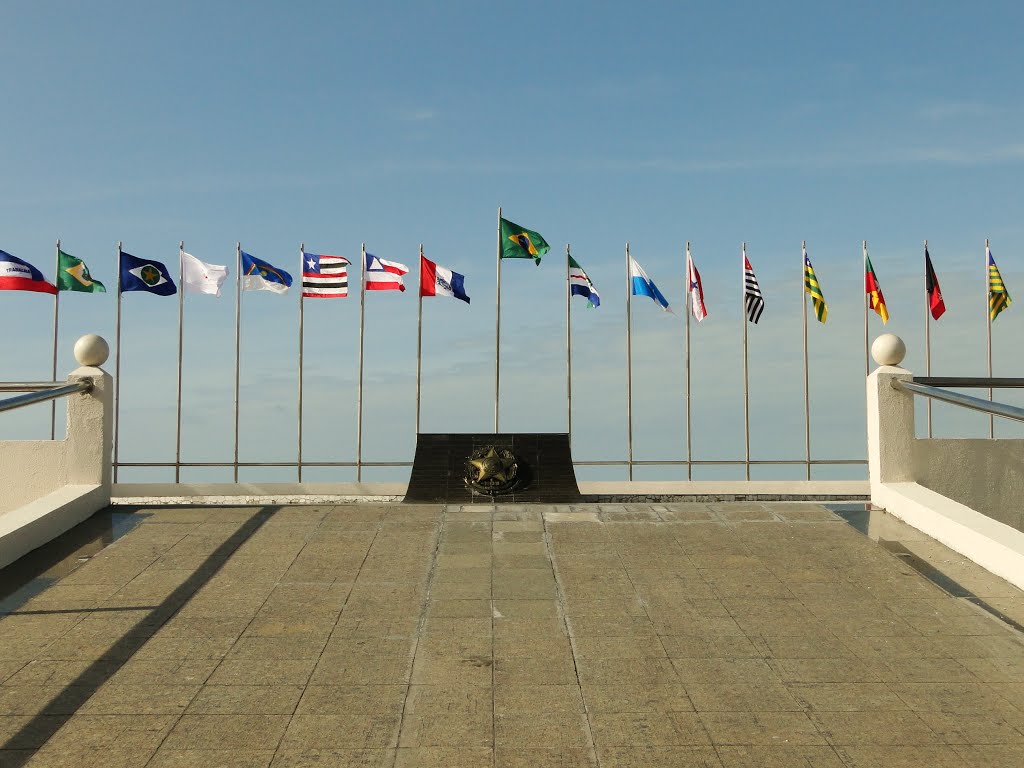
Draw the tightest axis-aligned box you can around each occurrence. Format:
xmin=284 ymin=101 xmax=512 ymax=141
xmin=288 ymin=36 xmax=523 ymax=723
xmin=119 ymin=252 xmax=176 ymax=296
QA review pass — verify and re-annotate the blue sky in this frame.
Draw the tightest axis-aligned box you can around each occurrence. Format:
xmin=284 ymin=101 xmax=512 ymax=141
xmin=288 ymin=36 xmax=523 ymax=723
xmin=3 ymin=1 xmax=1024 ymax=482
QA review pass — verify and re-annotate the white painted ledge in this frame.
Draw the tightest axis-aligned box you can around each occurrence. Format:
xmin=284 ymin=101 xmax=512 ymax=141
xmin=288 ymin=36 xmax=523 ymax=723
xmin=110 ymin=480 xmax=869 ymax=506
xmin=874 ymin=481 xmax=1024 ymax=592
xmin=0 ymin=484 xmax=107 ymax=570
xmin=578 ymin=480 xmax=869 ymax=498
xmin=111 ymin=482 xmax=407 ymax=506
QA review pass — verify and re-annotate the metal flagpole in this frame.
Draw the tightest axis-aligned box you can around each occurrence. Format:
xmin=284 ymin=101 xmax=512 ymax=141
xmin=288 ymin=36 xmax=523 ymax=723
xmin=685 ymin=242 xmax=692 ymax=481
xmin=802 ymin=241 xmax=811 ymax=481
xmin=566 ymin=243 xmax=572 ymax=440
xmin=174 ymin=241 xmax=184 ymax=483
xmin=925 ymin=240 xmax=933 ymax=438
xmin=495 ymin=207 xmax=502 ymax=433
xmin=415 ymin=244 xmax=423 ymax=436
xmin=741 ymin=243 xmax=750 ymax=481
xmin=233 ymin=242 xmax=241 ymax=482
xmin=50 ymin=239 xmax=61 ymax=439
xmin=357 ymin=243 xmax=366 ymax=481
xmin=986 ymin=238 xmax=994 ymax=438
xmin=863 ymin=241 xmax=869 ymax=378
xmin=625 ymin=242 xmax=633 ymax=481
xmin=114 ymin=242 xmax=123 ymax=483
xmin=297 ymin=243 xmax=305 ymax=483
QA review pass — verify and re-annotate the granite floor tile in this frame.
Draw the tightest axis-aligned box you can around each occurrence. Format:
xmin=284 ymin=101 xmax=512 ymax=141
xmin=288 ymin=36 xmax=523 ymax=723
xmin=395 ymin=746 xmax=494 ymax=767
xmin=494 ymin=684 xmax=584 ymax=714
xmin=280 ymin=713 xmax=401 ymax=749
xmin=146 ymin=749 xmax=275 ymax=767
xmin=698 ymin=711 xmax=827 ymax=746
xmin=581 ymin=684 xmax=693 ymax=713
xmin=596 ymin=745 xmax=724 ymax=767
xmin=589 ymin=712 xmax=711 ymax=747
xmin=716 ymin=745 xmax=847 ymax=767
xmin=835 ymin=744 xmax=970 ymax=767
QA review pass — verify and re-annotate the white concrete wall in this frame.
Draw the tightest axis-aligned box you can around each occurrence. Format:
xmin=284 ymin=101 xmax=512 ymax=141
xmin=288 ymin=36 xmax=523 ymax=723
xmin=0 ymin=367 xmax=112 ymax=514
xmin=868 ymin=357 xmax=1024 ymax=591
xmin=914 ymin=439 xmax=1024 ymax=532
xmin=0 ymin=365 xmax=112 ymax=568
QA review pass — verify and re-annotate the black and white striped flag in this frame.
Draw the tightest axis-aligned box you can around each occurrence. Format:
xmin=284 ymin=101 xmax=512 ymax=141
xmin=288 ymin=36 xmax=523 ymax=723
xmin=743 ymin=256 xmax=764 ymax=323
xmin=302 ymin=252 xmax=350 ymax=298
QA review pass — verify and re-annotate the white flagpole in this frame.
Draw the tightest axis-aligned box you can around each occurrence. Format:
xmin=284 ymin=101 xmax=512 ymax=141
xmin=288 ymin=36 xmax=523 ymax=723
xmin=357 ymin=243 xmax=366 ymax=481
xmin=233 ymin=242 xmax=241 ymax=483
xmin=863 ymin=240 xmax=869 ymax=378
xmin=741 ymin=243 xmax=750 ymax=481
xmin=415 ymin=244 xmax=424 ymax=436
xmin=297 ymin=243 xmax=305 ymax=483
xmin=986 ymin=238 xmax=994 ymax=438
xmin=566 ymin=243 xmax=572 ymax=440
xmin=802 ymin=241 xmax=811 ymax=481
xmin=625 ymin=242 xmax=633 ymax=481
xmin=50 ymin=239 xmax=60 ymax=439
xmin=113 ymin=241 xmax=123 ymax=483
xmin=685 ymin=242 xmax=692 ymax=481
xmin=174 ymin=241 xmax=185 ymax=483
xmin=495 ymin=207 xmax=502 ymax=433
xmin=925 ymin=240 xmax=932 ymax=438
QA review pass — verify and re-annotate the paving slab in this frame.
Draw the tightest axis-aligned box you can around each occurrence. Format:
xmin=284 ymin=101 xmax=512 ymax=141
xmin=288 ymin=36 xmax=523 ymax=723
xmin=1 ymin=501 xmax=1023 ymax=766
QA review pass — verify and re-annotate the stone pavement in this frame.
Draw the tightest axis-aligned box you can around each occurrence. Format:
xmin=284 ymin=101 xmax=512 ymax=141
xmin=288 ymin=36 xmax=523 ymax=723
xmin=1 ymin=502 xmax=1024 ymax=767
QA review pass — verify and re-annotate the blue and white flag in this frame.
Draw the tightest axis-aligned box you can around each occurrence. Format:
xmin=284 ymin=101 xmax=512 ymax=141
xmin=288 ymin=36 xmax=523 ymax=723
xmin=629 ymin=256 xmax=670 ymax=312
xmin=242 ymin=251 xmax=292 ymax=294
xmin=119 ymin=252 xmax=176 ymax=296
xmin=569 ymin=255 xmax=600 ymax=308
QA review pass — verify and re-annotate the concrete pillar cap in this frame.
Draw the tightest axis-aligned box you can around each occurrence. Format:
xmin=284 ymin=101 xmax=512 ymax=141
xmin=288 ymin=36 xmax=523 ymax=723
xmin=871 ymin=334 xmax=906 ymax=367
xmin=74 ymin=334 xmax=109 ymax=367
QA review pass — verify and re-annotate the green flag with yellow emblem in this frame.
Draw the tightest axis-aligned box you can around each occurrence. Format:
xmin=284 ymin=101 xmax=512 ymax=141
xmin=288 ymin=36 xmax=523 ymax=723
xmin=57 ymin=250 xmax=106 ymax=293
xmin=500 ymin=217 xmax=550 ymax=265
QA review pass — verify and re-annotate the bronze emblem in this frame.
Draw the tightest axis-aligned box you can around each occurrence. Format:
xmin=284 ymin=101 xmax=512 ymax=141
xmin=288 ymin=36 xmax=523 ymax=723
xmin=465 ymin=446 xmax=525 ymax=495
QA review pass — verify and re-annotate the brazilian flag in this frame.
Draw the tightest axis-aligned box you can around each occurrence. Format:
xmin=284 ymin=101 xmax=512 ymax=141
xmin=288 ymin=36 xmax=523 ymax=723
xmin=57 ymin=250 xmax=106 ymax=293
xmin=500 ymin=217 xmax=550 ymax=265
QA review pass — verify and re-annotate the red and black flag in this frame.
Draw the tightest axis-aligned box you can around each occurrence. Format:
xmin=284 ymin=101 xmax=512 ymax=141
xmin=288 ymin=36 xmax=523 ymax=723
xmin=925 ymin=247 xmax=945 ymax=320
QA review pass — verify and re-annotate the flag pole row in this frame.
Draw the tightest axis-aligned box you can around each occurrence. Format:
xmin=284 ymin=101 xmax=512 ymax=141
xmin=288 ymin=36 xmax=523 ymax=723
xmin=0 ymin=228 xmax=1012 ymax=481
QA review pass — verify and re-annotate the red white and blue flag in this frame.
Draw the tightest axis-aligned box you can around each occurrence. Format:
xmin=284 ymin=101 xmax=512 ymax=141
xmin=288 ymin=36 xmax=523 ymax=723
xmin=302 ymin=252 xmax=350 ymax=298
xmin=365 ymin=253 xmax=409 ymax=292
xmin=420 ymin=255 xmax=470 ymax=304
xmin=0 ymin=250 xmax=56 ymax=294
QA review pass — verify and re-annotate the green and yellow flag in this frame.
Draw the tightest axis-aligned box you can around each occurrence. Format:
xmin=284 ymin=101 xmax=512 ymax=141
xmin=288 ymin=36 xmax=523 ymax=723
xmin=987 ymin=245 xmax=1011 ymax=321
xmin=500 ymin=217 xmax=549 ymax=265
xmin=803 ymin=247 xmax=827 ymax=323
xmin=57 ymin=250 xmax=106 ymax=293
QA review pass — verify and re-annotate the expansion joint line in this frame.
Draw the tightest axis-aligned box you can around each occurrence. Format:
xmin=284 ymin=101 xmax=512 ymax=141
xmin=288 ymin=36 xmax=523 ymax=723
xmin=542 ymin=510 xmax=601 ymax=767
xmin=391 ymin=505 xmax=445 ymax=768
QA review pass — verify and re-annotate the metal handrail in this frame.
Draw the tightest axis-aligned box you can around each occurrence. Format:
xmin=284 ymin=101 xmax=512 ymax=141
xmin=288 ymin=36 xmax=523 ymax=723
xmin=0 ymin=382 xmax=67 ymax=392
xmin=0 ymin=381 xmax=93 ymax=415
xmin=913 ymin=377 xmax=1024 ymax=388
xmin=896 ymin=380 xmax=1024 ymax=424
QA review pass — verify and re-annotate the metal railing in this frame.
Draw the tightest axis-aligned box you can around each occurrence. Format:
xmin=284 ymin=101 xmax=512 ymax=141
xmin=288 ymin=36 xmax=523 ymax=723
xmin=0 ymin=381 xmax=92 ymax=415
xmin=896 ymin=377 xmax=1024 ymax=425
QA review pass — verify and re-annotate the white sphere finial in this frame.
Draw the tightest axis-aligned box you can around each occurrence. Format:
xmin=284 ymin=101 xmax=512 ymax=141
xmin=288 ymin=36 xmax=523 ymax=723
xmin=74 ymin=334 xmax=109 ymax=367
xmin=871 ymin=333 xmax=906 ymax=367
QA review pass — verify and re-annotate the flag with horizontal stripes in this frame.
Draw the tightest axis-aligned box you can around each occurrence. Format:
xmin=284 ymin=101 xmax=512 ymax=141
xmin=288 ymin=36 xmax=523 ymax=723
xmin=568 ymin=255 xmax=600 ymax=308
xmin=864 ymin=249 xmax=889 ymax=324
xmin=803 ymin=246 xmax=827 ymax=323
xmin=365 ymin=253 xmax=409 ymax=292
xmin=302 ymin=252 xmax=350 ymax=298
xmin=743 ymin=254 xmax=764 ymax=324
xmin=988 ymin=245 xmax=1011 ymax=321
